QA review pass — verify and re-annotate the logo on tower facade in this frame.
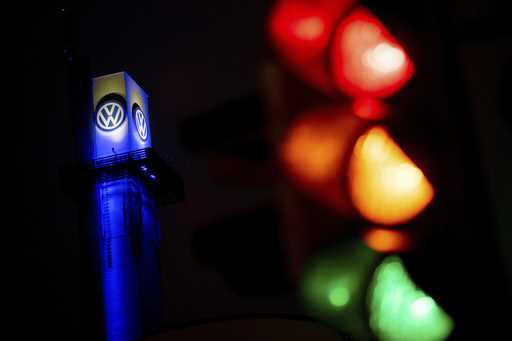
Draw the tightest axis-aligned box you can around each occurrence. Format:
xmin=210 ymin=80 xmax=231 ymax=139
xmin=96 ymin=101 xmax=125 ymax=131
xmin=133 ymin=106 xmax=148 ymax=140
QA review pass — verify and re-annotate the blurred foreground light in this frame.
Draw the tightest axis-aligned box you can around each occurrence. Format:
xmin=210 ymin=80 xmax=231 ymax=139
xmin=329 ymin=286 xmax=350 ymax=307
xmin=300 ymin=242 xmax=379 ymax=339
xmin=348 ymin=126 xmax=434 ymax=226
xmin=364 ymin=43 xmax=406 ymax=74
xmin=280 ymin=106 xmax=362 ymax=214
xmin=363 ymin=228 xmax=410 ymax=253
xmin=331 ymin=8 xmax=414 ymax=98
xmin=291 ymin=16 xmax=326 ymax=41
xmin=269 ymin=2 xmax=331 ymax=50
xmin=268 ymin=0 xmax=355 ymax=93
xmin=352 ymin=98 xmax=387 ymax=120
xmin=282 ymin=116 xmax=345 ymax=183
xmin=368 ymin=256 xmax=454 ymax=341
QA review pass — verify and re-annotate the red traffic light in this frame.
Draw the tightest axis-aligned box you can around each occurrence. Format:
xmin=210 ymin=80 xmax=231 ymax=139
xmin=268 ymin=0 xmax=355 ymax=94
xmin=330 ymin=8 xmax=414 ymax=98
xmin=269 ymin=3 xmax=414 ymax=99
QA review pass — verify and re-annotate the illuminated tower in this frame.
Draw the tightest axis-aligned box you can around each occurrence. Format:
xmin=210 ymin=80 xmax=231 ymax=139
xmin=64 ymin=68 xmax=183 ymax=341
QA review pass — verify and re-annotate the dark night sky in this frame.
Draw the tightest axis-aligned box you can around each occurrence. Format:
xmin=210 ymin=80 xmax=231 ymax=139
xmin=22 ymin=0 xmax=511 ymax=338
xmin=23 ymin=0 xmax=304 ymax=338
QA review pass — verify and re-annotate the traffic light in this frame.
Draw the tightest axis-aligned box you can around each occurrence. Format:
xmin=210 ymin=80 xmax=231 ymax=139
xmin=268 ymin=1 xmax=414 ymax=99
xmin=268 ymin=0 xmax=357 ymax=94
xmin=266 ymin=1 xmax=453 ymax=340
xmin=330 ymin=8 xmax=414 ymax=98
xmin=367 ymin=256 xmax=453 ymax=341
xmin=299 ymin=240 xmax=453 ymax=341
xmin=348 ymin=126 xmax=434 ymax=226
xmin=268 ymin=0 xmax=434 ymax=243
xmin=178 ymin=2 xmax=507 ymax=340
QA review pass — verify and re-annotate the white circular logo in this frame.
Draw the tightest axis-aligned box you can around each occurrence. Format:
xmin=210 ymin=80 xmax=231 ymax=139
xmin=96 ymin=101 xmax=125 ymax=131
xmin=134 ymin=107 xmax=148 ymax=140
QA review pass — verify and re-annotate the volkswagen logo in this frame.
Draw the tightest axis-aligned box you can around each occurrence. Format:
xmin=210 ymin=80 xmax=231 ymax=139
xmin=96 ymin=101 xmax=125 ymax=131
xmin=133 ymin=106 xmax=148 ymax=141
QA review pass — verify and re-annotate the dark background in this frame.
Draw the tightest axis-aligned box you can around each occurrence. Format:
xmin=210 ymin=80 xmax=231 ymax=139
xmin=22 ymin=0 xmax=511 ymax=338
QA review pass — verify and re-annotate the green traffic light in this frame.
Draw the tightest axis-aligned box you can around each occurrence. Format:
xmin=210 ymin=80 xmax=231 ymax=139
xmin=300 ymin=242 xmax=379 ymax=340
xmin=367 ymin=256 xmax=454 ymax=341
xmin=328 ymin=285 xmax=350 ymax=307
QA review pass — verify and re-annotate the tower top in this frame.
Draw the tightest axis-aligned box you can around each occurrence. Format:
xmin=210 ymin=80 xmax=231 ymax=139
xmin=90 ymin=72 xmax=152 ymax=161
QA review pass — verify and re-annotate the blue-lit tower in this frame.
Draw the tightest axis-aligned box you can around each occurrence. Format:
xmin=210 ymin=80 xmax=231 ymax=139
xmin=64 ymin=67 xmax=183 ymax=341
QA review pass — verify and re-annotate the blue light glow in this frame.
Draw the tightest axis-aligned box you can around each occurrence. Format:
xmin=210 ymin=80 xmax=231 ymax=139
xmin=94 ymin=174 xmax=162 ymax=340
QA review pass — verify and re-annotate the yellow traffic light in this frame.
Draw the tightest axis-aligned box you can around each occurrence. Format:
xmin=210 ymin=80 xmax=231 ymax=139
xmin=348 ymin=126 xmax=434 ymax=226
